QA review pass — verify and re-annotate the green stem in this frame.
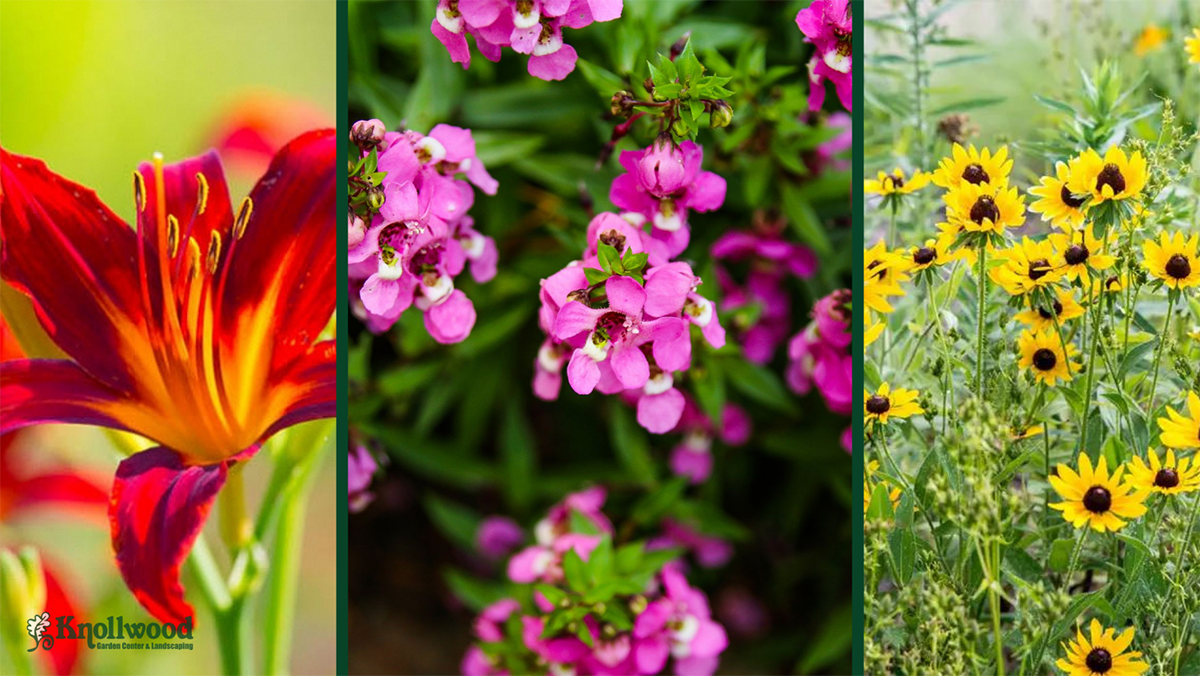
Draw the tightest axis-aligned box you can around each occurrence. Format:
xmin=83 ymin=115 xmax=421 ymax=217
xmin=1063 ymin=529 xmax=1087 ymax=593
xmin=888 ymin=198 xmax=898 ymax=249
xmin=263 ymin=423 xmax=332 ymax=675
xmin=1146 ymin=292 xmax=1177 ymax=413
xmin=1078 ymin=280 xmax=1102 ymax=453
xmin=216 ymin=596 xmax=254 ymax=676
xmin=976 ymin=244 xmax=988 ymax=401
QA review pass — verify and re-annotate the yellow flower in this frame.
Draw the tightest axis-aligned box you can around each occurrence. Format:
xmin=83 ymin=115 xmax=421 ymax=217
xmin=865 ymin=168 xmax=931 ymax=196
xmin=1133 ymin=24 xmax=1168 ymax=56
xmin=944 ymin=181 xmax=1026 ymax=236
xmin=904 ymin=237 xmax=970 ymax=272
xmin=1126 ymin=448 xmax=1200 ymax=495
xmin=1017 ymin=327 xmax=1080 ymax=387
xmin=1049 ymin=226 xmax=1117 ymax=286
xmin=931 ymin=143 xmax=1013 ymax=190
xmin=1014 ymin=288 xmax=1085 ymax=331
xmin=1049 ymin=453 xmax=1148 ymax=532
xmin=1067 ymin=146 xmax=1148 ymax=204
xmin=865 ymin=241 xmax=907 ymax=318
xmin=1186 ymin=27 xmax=1200 ymax=63
xmin=990 ymin=237 xmax=1064 ymax=297
xmin=863 ymin=460 xmax=902 ymax=513
xmin=1158 ymin=390 xmax=1200 ymax=450
xmin=1056 ymin=619 xmax=1148 ymax=676
xmin=1011 ymin=424 xmax=1045 ymax=440
xmin=865 ymin=314 xmax=885 ymax=347
xmin=864 ymin=383 xmax=923 ymax=426
xmin=1029 ymin=161 xmax=1088 ymax=230
xmin=1142 ymin=231 xmax=1200 ymax=289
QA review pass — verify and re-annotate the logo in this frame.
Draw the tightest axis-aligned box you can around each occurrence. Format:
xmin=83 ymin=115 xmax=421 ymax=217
xmin=25 ymin=613 xmax=195 ymax=652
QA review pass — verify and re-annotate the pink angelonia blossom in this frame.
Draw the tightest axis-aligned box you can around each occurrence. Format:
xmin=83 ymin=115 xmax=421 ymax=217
xmin=665 ymin=397 xmax=751 ymax=483
xmin=716 ymin=587 xmax=769 ymax=639
xmin=633 ymin=566 xmax=729 ymax=675
xmin=539 ymin=486 xmax=613 ymax=540
xmin=348 ymin=443 xmax=378 ymax=513
xmin=787 ymin=289 xmax=852 ymax=416
xmin=647 ymin=519 xmax=733 ymax=569
xmin=349 ymin=122 xmax=496 ymax=341
xmin=461 ymin=598 xmax=522 ymax=675
xmin=431 ymin=0 xmax=622 ymax=81
xmin=610 ymin=139 xmax=726 ymax=238
xmin=477 ymin=516 xmax=525 ymax=559
xmin=508 ymin=533 xmax=602 ymax=584
xmin=797 ymin=0 xmax=852 ymax=111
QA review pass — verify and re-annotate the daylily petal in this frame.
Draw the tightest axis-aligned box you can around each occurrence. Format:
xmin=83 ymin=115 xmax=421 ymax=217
xmin=0 ymin=148 xmax=146 ymax=393
xmin=109 ymin=446 xmax=249 ymax=624
xmin=0 ymin=359 xmax=133 ymax=435
xmin=261 ymin=340 xmax=336 ymax=440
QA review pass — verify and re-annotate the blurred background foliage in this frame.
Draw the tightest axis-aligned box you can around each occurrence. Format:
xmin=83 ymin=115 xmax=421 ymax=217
xmin=347 ymin=1 xmax=850 ymax=674
xmin=0 ymin=2 xmax=335 ymax=674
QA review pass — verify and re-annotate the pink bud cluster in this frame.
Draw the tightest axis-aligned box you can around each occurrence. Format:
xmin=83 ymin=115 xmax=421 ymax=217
xmin=711 ymin=226 xmax=817 ymax=364
xmin=659 ymin=396 xmax=750 ymax=485
xmin=348 ymin=122 xmax=498 ymax=343
xmin=432 ymin=0 xmax=623 ymax=81
xmin=796 ymin=0 xmax=852 ymax=111
xmin=534 ymin=139 xmax=728 ymax=434
xmin=787 ymin=289 xmax=852 ymax=452
xmin=463 ymin=488 xmax=729 ymax=676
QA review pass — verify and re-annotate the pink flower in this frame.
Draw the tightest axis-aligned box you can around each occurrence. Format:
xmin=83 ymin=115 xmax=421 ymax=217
xmin=716 ymin=587 xmax=769 ymax=639
xmin=796 ymin=0 xmax=852 ymax=111
xmin=787 ymin=289 xmax=852 ymax=415
xmin=610 ymin=140 xmax=726 ymax=235
xmin=670 ymin=436 xmax=712 ymax=484
xmin=633 ymin=566 xmax=728 ymax=675
xmin=539 ymin=486 xmax=613 ymax=539
xmin=348 ymin=444 xmax=378 ymax=513
xmin=648 ymin=520 xmax=733 ymax=569
xmin=554 ymin=276 xmax=691 ymax=396
xmin=477 ymin=516 xmax=525 ymax=559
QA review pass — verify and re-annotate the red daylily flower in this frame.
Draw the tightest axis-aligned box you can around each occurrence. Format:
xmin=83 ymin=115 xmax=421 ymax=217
xmin=0 ymin=129 xmax=336 ymax=624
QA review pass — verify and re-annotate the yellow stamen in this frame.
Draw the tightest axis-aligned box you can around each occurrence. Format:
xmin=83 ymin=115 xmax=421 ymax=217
xmin=234 ymin=196 xmax=253 ymax=240
xmin=167 ymin=215 xmax=180 ymax=258
xmin=195 ymin=172 xmax=209 ymax=215
xmin=132 ymin=171 xmax=146 ymax=213
xmin=206 ymin=231 xmax=223 ymax=275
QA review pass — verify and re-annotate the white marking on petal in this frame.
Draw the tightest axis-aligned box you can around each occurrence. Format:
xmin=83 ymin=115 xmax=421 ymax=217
xmin=644 ymin=371 xmax=674 ymax=396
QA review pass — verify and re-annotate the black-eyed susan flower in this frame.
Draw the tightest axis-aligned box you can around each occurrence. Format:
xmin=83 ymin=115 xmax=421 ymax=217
xmin=1067 ymin=147 xmax=1148 ymax=205
xmin=943 ymin=181 xmax=1026 ymax=236
xmin=905 ymin=237 xmax=970 ymax=272
xmin=1126 ymin=448 xmax=1200 ymax=495
xmin=864 ymin=383 xmax=923 ymax=426
xmin=1056 ymin=619 xmax=1148 ymax=676
xmin=1186 ymin=28 xmax=1200 ymax=63
xmin=1011 ymin=424 xmax=1045 ymax=441
xmin=1133 ymin=24 xmax=1168 ymax=56
xmin=1142 ymin=231 xmax=1200 ymax=289
xmin=1018 ymin=328 xmax=1081 ymax=387
xmin=863 ymin=460 xmax=902 ymax=513
xmin=990 ymin=237 xmax=1065 ymax=297
xmin=1049 ymin=453 xmax=1148 ymax=532
xmin=1029 ymin=161 xmax=1089 ymax=230
xmin=865 ymin=168 xmax=931 ymax=196
xmin=1049 ymin=226 xmax=1117 ymax=286
xmin=1014 ymin=288 xmax=1085 ymax=331
xmin=865 ymin=240 xmax=913 ymax=287
xmin=1158 ymin=390 xmax=1200 ymax=450
xmin=931 ymin=143 xmax=1013 ymax=190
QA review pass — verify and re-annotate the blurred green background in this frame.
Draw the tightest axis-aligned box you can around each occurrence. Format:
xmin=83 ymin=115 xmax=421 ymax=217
xmin=0 ymin=2 xmax=335 ymax=674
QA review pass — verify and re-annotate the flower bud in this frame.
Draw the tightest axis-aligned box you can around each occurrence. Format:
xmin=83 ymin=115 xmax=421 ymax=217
xmin=367 ymin=186 xmax=386 ymax=212
xmin=0 ymin=547 xmax=47 ymax=626
xmin=670 ymin=118 xmax=689 ymax=138
xmin=348 ymin=213 xmax=366 ymax=249
xmin=351 ymin=119 xmax=386 ymax=149
xmin=610 ymin=91 xmax=635 ymax=118
xmin=709 ymin=100 xmax=733 ymax=129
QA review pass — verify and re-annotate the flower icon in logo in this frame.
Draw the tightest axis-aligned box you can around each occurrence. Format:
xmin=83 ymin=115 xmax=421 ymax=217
xmin=26 ymin=611 xmax=52 ymax=651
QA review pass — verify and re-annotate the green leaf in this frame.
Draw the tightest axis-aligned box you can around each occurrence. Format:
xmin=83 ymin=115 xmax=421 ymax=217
xmin=498 ymin=396 xmax=537 ymax=513
xmin=584 ymin=268 xmax=610 ymax=286
xmin=598 ymin=243 xmax=619 ymax=273
xmin=781 ymin=182 xmax=833 ymax=256
xmin=722 ymin=357 xmax=797 ymax=414
xmin=794 ymin=604 xmax=851 ymax=674
xmin=622 ymin=251 xmax=649 ymax=273
xmin=562 ymin=548 xmax=588 ymax=592
xmin=443 ymin=569 xmax=506 ymax=613
xmin=615 ymin=542 xmax=644 ymax=574
xmin=609 ymin=404 xmax=657 ymax=486
xmin=424 ymin=493 xmax=482 ymax=552
xmin=866 ymin=484 xmax=895 ymax=521
xmin=535 ymin=584 xmax=568 ymax=606
xmin=631 ymin=476 xmax=688 ymax=525
xmin=888 ymin=526 xmax=917 ymax=585
xmin=1048 ymin=538 xmax=1075 ymax=572
xmin=690 ymin=357 xmax=726 ymax=426
xmin=587 ymin=537 xmax=614 ymax=586
xmin=576 ymin=58 xmax=624 ymax=98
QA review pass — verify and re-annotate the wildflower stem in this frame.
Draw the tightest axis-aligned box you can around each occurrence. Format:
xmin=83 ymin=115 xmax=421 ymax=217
xmin=989 ymin=539 xmax=1004 ymax=676
xmin=1078 ymin=280 xmax=1102 ymax=453
xmin=1063 ymin=529 xmax=1087 ymax=593
xmin=975 ymin=243 xmax=988 ymax=401
xmin=1146 ymin=291 xmax=1177 ymax=412
xmin=888 ymin=198 xmax=898 ymax=249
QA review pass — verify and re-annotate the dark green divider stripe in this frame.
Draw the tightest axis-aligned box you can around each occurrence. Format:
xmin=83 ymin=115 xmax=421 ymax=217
xmin=337 ymin=0 xmax=349 ymax=672
xmin=851 ymin=1 xmax=864 ymax=674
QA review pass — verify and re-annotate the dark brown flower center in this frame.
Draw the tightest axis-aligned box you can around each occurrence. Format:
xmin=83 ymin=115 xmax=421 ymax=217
xmin=1095 ymin=163 xmax=1126 ymax=195
xmin=1083 ymin=486 xmax=1112 ymax=513
xmin=1065 ymin=244 xmax=1089 ymax=266
xmin=867 ymin=260 xmax=886 ymax=281
xmin=1028 ymin=259 xmax=1051 ymax=281
xmin=913 ymin=247 xmax=937 ymax=265
xmin=1086 ymin=647 xmax=1113 ymax=673
xmin=1105 ymin=276 xmax=1120 ymax=290
xmin=1037 ymin=300 xmax=1064 ymax=320
xmin=1032 ymin=348 xmax=1057 ymax=371
xmin=970 ymin=196 xmax=1000 ymax=224
xmin=1166 ymin=254 xmax=1191 ymax=279
xmin=962 ymin=163 xmax=990 ymax=185
xmin=1059 ymin=184 xmax=1087 ymax=209
xmin=1155 ymin=468 xmax=1180 ymax=489
xmin=866 ymin=395 xmax=890 ymax=415
xmin=888 ymin=173 xmax=905 ymax=189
